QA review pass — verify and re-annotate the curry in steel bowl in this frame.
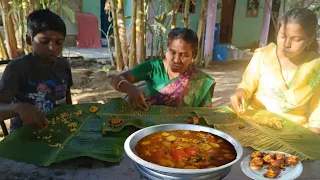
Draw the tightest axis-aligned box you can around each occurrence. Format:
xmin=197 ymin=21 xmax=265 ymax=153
xmin=135 ymin=130 xmax=236 ymax=169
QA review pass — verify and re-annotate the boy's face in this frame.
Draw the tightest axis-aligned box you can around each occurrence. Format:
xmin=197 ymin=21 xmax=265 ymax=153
xmin=27 ymin=30 xmax=64 ymax=64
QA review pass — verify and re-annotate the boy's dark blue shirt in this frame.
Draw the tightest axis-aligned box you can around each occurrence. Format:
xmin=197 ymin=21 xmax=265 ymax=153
xmin=0 ymin=53 xmax=73 ymax=131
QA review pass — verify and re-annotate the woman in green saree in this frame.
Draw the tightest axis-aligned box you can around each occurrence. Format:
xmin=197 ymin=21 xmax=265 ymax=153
xmin=111 ymin=28 xmax=215 ymax=110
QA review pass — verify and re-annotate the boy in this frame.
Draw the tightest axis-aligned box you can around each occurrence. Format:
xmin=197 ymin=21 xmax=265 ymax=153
xmin=0 ymin=9 xmax=73 ymax=132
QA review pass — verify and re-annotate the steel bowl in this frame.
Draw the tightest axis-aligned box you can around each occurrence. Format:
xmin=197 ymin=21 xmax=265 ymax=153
xmin=124 ymin=124 xmax=243 ymax=180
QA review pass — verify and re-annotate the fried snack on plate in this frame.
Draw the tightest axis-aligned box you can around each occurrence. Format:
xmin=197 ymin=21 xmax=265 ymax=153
xmin=263 ymin=153 xmax=275 ymax=164
xmin=275 ymin=153 xmax=286 ymax=160
xmin=250 ymin=157 xmax=264 ymax=170
xmin=250 ymin=151 xmax=263 ymax=158
xmin=285 ymin=155 xmax=300 ymax=166
xmin=264 ymin=166 xmax=281 ymax=178
xmin=89 ymin=106 xmax=99 ymax=113
xmin=269 ymin=159 xmax=286 ymax=170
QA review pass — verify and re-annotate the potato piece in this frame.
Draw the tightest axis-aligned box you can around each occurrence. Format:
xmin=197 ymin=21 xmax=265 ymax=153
xmin=184 ymin=166 xmax=199 ymax=169
xmin=209 ymin=142 xmax=220 ymax=148
xmin=159 ymin=159 xmax=175 ymax=167
xmin=161 ymin=132 xmax=170 ymax=136
xmin=142 ymin=141 xmax=151 ymax=145
xmin=166 ymin=135 xmax=177 ymax=141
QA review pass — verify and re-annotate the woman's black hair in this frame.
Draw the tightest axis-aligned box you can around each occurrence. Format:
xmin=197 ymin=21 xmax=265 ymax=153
xmin=27 ymin=9 xmax=66 ymax=39
xmin=277 ymin=8 xmax=319 ymax=52
xmin=167 ymin=28 xmax=199 ymax=58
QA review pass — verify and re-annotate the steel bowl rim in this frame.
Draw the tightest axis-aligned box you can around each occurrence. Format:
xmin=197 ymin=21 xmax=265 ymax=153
xmin=124 ymin=123 xmax=243 ymax=174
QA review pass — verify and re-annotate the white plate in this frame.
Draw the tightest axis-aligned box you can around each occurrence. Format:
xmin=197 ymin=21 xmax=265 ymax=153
xmin=240 ymin=151 xmax=303 ymax=180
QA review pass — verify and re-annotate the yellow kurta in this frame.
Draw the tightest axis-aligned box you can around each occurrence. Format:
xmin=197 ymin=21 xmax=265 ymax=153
xmin=238 ymin=43 xmax=320 ymax=128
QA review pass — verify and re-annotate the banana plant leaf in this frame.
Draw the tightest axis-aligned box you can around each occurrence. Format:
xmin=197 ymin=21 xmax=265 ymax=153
xmin=98 ymin=98 xmax=208 ymax=132
xmin=197 ymin=106 xmax=320 ymax=161
xmin=0 ymin=103 xmax=134 ymax=166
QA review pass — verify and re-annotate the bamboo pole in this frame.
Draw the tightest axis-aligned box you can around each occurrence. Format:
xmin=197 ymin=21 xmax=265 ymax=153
xmin=195 ymin=0 xmax=208 ymax=66
xmin=110 ymin=0 xmax=124 ymax=71
xmin=129 ymin=0 xmax=137 ymax=67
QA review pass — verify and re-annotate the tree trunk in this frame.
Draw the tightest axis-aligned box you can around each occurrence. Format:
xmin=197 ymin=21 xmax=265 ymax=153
xmin=0 ymin=0 xmax=19 ymax=59
xmin=136 ymin=0 xmax=145 ymax=64
xmin=170 ymin=0 xmax=180 ymax=29
xmin=54 ymin=0 xmax=61 ymax=15
xmin=0 ymin=32 xmax=9 ymax=60
xmin=195 ymin=0 xmax=208 ymax=66
xmin=117 ymin=0 xmax=129 ymax=69
xmin=34 ymin=0 xmax=40 ymax=10
xmin=110 ymin=0 xmax=124 ymax=71
xmin=107 ymin=37 xmax=115 ymax=67
xmin=129 ymin=0 xmax=137 ymax=67
xmin=159 ymin=32 xmax=164 ymax=59
xmin=183 ymin=0 xmax=190 ymax=28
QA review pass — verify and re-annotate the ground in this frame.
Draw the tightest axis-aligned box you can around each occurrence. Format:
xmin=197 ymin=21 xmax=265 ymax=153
xmin=70 ymin=59 xmax=248 ymax=106
xmin=0 ymin=59 xmax=249 ymax=138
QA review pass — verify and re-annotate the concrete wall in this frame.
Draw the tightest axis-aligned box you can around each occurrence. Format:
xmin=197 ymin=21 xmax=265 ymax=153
xmin=231 ymin=0 xmax=264 ymax=48
xmin=82 ymin=0 xmax=101 ymax=27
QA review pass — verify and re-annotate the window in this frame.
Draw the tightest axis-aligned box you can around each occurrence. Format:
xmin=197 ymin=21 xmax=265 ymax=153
xmin=178 ymin=0 xmax=196 ymax=14
xmin=246 ymin=0 xmax=260 ymax=18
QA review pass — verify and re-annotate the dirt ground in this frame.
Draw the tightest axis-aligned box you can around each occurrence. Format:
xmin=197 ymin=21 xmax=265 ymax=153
xmin=0 ymin=59 xmax=249 ymax=138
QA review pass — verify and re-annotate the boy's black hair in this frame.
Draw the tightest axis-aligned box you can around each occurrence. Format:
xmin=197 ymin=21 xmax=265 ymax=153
xmin=27 ymin=9 xmax=66 ymax=39
xmin=167 ymin=28 xmax=199 ymax=58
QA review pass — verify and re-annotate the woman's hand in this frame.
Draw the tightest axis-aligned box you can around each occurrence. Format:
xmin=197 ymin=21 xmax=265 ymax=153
xmin=230 ymin=88 xmax=248 ymax=114
xmin=127 ymin=86 xmax=148 ymax=111
xmin=309 ymin=127 xmax=320 ymax=135
xmin=14 ymin=103 xmax=49 ymax=130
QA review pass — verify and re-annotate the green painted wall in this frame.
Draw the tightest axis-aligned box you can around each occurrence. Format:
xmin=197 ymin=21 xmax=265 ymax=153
xmin=81 ymin=0 xmax=266 ymax=48
xmin=231 ymin=0 xmax=264 ymax=48
xmin=82 ymin=0 xmax=101 ymax=27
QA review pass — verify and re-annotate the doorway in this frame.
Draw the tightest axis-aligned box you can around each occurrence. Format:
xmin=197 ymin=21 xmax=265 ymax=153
xmin=219 ymin=0 xmax=236 ymax=44
xmin=100 ymin=0 xmax=113 ymax=38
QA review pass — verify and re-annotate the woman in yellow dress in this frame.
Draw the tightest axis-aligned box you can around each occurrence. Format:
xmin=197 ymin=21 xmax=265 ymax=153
xmin=230 ymin=8 xmax=320 ymax=134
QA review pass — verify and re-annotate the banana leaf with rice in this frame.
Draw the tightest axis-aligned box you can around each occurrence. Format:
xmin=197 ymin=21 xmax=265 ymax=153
xmin=194 ymin=106 xmax=320 ymax=161
xmin=0 ymin=103 xmax=134 ymax=166
xmin=1 ymin=98 xmax=320 ymax=166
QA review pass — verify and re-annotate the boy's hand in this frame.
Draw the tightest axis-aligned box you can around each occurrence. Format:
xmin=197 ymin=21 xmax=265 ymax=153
xmin=15 ymin=103 xmax=49 ymax=130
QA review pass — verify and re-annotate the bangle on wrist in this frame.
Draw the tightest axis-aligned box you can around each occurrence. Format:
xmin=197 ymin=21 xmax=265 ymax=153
xmin=117 ymin=79 xmax=129 ymax=90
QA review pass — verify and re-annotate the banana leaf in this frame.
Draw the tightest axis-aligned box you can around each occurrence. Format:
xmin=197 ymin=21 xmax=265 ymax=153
xmin=99 ymin=98 xmax=207 ymax=132
xmin=198 ymin=106 xmax=320 ymax=161
xmin=0 ymin=103 xmax=134 ymax=166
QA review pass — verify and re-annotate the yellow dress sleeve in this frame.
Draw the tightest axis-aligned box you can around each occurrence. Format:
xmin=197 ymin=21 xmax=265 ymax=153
xmin=308 ymin=84 xmax=320 ymax=129
xmin=237 ymin=49 xmax=262 ymax=100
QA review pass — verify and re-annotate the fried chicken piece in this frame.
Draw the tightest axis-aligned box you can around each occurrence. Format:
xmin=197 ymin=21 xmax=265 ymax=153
xmin=187 ymin=117 xmax=199 ymax=125
xmin=263 ymin=153 xmax=275 ymax=164
xmin=250 ymin=151 xmax=263 ymax=158
xmin=89 ymin=106 xmax=99 ymax=113
xmin=269 ymin=159 xmax=286 ymax=170
xmin=275 ymin=153 xmax=286 ymax=160
xmin=264 ymin=166 xmax=281 ymax=179
xmin=109 ymin=115 xmax=125 ymax=128
xmin=285 ymin=155 xmax=300 ymax=166
xmin=249 ymin=157 xmax=264 ymax=170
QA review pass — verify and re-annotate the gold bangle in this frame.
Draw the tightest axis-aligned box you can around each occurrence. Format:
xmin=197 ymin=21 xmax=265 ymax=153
xmin=117 ymin=79 xmax=129 ymax=90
